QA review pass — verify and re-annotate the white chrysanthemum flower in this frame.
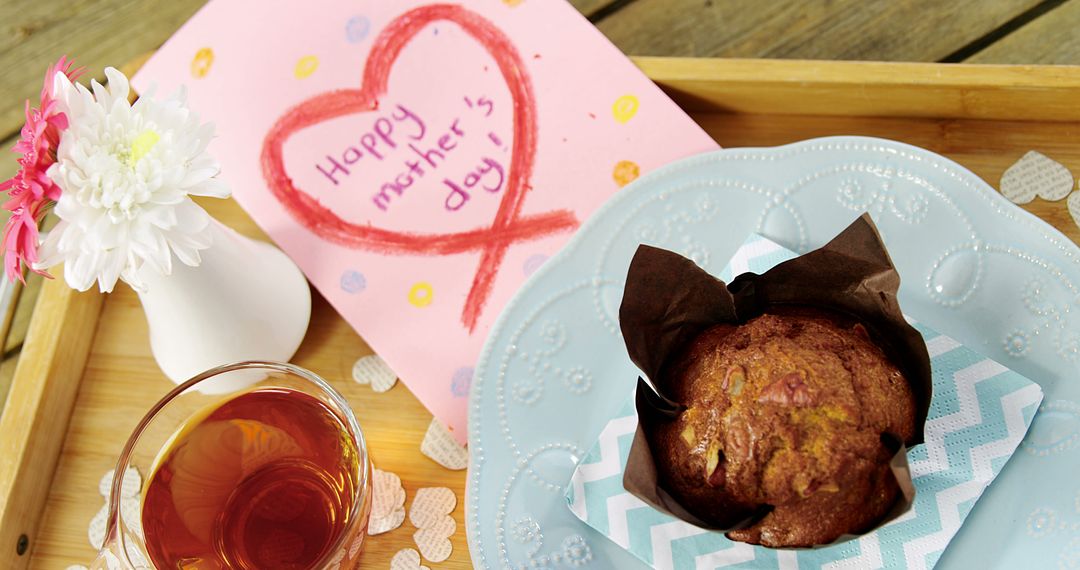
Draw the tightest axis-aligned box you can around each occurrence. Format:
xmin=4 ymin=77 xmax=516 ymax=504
xmin=38 ymin=67 xmax=229 ymax=293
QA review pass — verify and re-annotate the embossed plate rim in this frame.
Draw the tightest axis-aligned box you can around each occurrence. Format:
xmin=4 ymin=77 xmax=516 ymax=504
xmin=467 ymin=135 xmax=1079 ymax=569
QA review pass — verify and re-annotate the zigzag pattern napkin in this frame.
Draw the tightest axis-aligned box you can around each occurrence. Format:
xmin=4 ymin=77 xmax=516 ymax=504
xmin=565 ymin=235 xmax=1043 ymax=570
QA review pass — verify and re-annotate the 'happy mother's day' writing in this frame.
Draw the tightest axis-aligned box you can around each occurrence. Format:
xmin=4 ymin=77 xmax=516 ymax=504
xmin=315 ymin=96 xmax=505 ymax=212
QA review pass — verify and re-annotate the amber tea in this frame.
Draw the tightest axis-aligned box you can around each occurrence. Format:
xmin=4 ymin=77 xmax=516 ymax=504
xmin=142 ymin=388 xmax=362 ymax=569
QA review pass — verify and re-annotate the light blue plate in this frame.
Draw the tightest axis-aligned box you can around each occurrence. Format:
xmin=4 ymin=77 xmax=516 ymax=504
xmin=467 ymin=136 xmax=1080 ymax=569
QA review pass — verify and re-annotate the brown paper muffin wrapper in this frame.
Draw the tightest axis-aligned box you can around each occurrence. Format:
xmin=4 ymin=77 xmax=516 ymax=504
xmin=618 ymin=214 xmax=931 ymax=547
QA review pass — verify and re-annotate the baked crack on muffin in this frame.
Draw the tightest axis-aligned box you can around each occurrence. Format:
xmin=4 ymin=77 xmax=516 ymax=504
xmin=650 ymin=307 xmax=915 ymax=547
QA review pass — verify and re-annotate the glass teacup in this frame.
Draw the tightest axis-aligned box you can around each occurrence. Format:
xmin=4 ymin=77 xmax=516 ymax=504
xmin=91 ymin=361 xmax=372 ymax=569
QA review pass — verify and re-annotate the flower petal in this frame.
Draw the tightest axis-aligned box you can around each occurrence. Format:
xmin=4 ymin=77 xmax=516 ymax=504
xmin=25 ymin=64 xmax=229 ymax=290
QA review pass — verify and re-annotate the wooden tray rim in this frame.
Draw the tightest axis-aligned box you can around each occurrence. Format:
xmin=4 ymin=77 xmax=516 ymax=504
xmin=3 ymin=56 xmax=1080 ymax=566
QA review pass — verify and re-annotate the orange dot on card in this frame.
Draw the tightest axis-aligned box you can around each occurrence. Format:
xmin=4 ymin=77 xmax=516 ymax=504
xmin=294 ymin=55 xmax=319 ymax=79
xmin=613 ymin=160 xmax=640 ymax=187
xmin=408 ymin=282 xmax=434 ymax=307
xmin=612 ymin=95 xmax=639 ymax=124
xmin=502 ymin=0 xmax=524 ymax=6
xmin=191 ymin=48 xmax=214 ymax=79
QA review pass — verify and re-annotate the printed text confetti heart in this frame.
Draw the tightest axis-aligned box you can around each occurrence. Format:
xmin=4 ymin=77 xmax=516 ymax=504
xmin=1069 ymin=190 xmax=1080 ymax=231
xmin=420 ymin=417 xmax=468 ymax=470
xmin=369 ymin=468 xmax=407 ymax=535
xmin=408 ymin=486 xmax=458 ymax=562
xmin=352 ymin=354 xmax=397 ymax=393
xmin=390 ymin=548 xmax=431 ymax=570
xmin=1000 ymin=150 xmax=1074 ymax=204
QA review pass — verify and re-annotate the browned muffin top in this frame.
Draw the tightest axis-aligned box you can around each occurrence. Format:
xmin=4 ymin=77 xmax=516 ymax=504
xmin=651 ymin=307 xmax=915 ymax=547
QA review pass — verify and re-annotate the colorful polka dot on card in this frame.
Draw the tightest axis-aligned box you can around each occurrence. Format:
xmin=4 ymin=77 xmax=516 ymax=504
xmin=190 ymin=48 xmax=214 ymax=78
xmin=408 ymin=282 xmax=434 ymax=307
xmin=612 ymin=94 xmax=639 ymax=124
xmin=613 ymin=160 xmax=640 ymax=187
xmin=523 ymin=254 xmax=547 ymax=276
xmin=345 ymin=16 xmax=370 ymax=43
xmin=451 ymin=366 xmax=474 ymax=397
xmin=340 ymin=270 xmax=366 ymax=293
xmin=294 ymin=55 xmax=319 ymax=79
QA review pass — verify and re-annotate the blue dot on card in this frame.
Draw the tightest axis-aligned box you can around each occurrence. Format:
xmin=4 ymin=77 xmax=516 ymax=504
xmin=523 ymin=254 xmax=548 ymax=277
xmin=345 ymin=16 xmax=370 ymax=43
xmin=451 ymin=366 xmax=473 ymax=398
xmin=340 ymin=270 xmax=366 ymax=293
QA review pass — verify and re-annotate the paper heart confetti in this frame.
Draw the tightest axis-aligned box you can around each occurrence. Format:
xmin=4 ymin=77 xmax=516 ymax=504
xmin=1069 ymin=190 xmax=1080 ymax=231
xmin=77 ymin=543 xmax=124 ymax=569
xmin=390 ymin=548 xmax=431 ymax=570
xmin=413 ymin=515 xmax=456 ymax=562
xmin=351 ymin=354 xmax=398 ymax=392
xmin=372 ymin=469 xmax=406 ymax=518
xmin=420 ymin=418 xmax=468 ymax=470
xmin=1000 ymin=150 xmax=1074 ymax=204
xmin=369 ymin=504 xmax=406 ymax=535
xmin=89 ymin=467 xmax=142 ymax=550
xmin=368 ymin=468 xmax=408 ymax=536
xmin=408 ymin=487 xmax=456 ymax=528
xmin=98 ymin=466 xmax=142 ymax=498
xmin=408 ymin=487 xmax=457 ymax=562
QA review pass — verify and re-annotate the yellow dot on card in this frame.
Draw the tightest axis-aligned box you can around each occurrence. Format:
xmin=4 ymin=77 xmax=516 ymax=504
xmin=612 ymin=94 xmax=639 ymax=124
xmin=502 ymin=0 xmax=524 ymax=5
xmin=408 ymin=282 xmax=434 ymax=307
xmin=191 ymin=47 xmax=214 ymax=79
xmin=294 ymin=55 xmax=320 ymax=79
xmin=613 ymin=160 xmax=640 ymax=187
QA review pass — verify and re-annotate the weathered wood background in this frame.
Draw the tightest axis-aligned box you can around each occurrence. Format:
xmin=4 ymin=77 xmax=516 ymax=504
xmin=3 ymin=0 xmax=1078 ymax=180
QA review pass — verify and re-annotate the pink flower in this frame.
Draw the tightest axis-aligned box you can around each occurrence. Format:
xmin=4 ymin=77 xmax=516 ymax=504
xmin=0 ymin=56 xmax=83 ymax=283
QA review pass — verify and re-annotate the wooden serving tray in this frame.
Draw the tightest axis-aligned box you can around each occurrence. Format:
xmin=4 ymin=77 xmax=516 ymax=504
xmin=2 ymin=57 xmax=1079 ymax=569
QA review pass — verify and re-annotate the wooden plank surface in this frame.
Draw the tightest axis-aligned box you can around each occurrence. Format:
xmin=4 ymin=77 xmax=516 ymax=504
xmin=633 ymin=57 xmax=1080 ymax=120
xmin=0 ymin=0 xmax=208 ymax=150
xmin=0 ymin=273 xmax=44 ymax=407
xmin=595 ymin=0 xmax=1044 ymax=60
xmin=572 ymin=0 xmax=621 ymax=19
xmin=969 ymin=0 xmax=1080 ymax=64
xmin=0 ymin=279 xmax=102 ymax=569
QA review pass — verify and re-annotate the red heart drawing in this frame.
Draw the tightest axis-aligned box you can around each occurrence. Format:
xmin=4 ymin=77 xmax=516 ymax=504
xmin=261 ymin=4 xmax=579 ymax=332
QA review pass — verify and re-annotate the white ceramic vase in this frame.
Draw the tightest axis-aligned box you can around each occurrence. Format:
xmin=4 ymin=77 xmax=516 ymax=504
xmin=135 ymin=220 xmax=311 ymax=391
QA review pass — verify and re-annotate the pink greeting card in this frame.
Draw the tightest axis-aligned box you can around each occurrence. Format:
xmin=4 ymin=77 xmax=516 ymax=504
xmin=134 ymin=0 xmax=717 ymax=441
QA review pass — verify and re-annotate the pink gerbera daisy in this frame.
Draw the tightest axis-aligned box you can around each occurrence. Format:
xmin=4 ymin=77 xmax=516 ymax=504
xmin=0 ymin=56 xmax=84 ymax=282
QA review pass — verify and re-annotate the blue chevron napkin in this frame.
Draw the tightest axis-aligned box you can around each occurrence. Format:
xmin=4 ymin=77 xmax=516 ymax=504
xmin=565 ymin=235 xmax=1043 ymax=570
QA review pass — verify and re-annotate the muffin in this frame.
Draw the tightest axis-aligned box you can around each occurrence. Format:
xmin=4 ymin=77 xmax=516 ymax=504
xmin=649 ymin=307 xmax=915 ymax=547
